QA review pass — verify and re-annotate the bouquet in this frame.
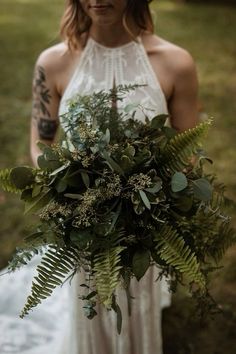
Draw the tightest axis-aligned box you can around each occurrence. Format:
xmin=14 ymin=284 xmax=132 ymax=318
xmin=1 ymin=85 xmax=235 ymax=333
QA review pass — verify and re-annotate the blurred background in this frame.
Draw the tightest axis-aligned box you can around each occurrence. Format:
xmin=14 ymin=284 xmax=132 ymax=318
xmin=0 ymin=0 xmax=235 ymax=353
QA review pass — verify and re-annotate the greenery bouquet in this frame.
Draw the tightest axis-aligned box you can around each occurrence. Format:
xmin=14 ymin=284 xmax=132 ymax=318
xmin=0 ymin=85 xmax=235 ymax=333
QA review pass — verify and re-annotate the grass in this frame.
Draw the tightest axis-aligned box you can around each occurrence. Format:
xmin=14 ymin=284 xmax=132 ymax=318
xmin=0 ymin=1 xmax=236 ymax=353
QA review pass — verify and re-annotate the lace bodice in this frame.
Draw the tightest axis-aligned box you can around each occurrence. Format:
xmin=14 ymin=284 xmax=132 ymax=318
xmin=59 ymin=36 xmax=168 ymax=127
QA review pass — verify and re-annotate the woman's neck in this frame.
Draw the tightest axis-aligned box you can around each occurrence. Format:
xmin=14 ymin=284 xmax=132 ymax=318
xmin=89 ymin=22 xmax=140 ymax=47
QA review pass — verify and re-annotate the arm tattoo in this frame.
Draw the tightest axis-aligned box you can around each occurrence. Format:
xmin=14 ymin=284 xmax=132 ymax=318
xmin=37 ymin=118 xmax=58 ymax=140
xmin=32 ymin=65 xmax=58 ymax=140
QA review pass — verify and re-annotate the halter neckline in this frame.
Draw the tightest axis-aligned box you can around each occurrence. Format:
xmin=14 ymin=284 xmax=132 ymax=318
xmin=88 ymin=36 xmax=141 ymax=51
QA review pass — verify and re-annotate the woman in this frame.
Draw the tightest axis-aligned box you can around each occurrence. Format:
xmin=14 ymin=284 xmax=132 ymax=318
xmin=29 ymin=1 xmax=199 ymax=353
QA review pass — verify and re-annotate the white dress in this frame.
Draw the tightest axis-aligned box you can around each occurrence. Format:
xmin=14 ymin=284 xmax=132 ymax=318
xmin=59 ymin=36 xmax=172 ymax=354
xmin=0 ymin=36 xmax=171 ymax=354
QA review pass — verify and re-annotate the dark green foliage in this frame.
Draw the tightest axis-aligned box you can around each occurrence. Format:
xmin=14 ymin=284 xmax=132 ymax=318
xmin=1 ymin=86 xmax=235 ymax=332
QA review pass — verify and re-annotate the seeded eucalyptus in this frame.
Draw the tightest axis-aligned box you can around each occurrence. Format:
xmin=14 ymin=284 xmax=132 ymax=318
xmin=0 ymin=85 xmax=235 ymax=333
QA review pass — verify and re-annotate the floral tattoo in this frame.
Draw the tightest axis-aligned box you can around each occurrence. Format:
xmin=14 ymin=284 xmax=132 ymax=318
xmin=32 ymin=65 xmax=58 ymax=140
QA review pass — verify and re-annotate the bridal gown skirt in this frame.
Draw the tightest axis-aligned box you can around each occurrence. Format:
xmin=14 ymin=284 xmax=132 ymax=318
xmin=0 ymin=258 xmax=171 ymax=354
xmin=61 ymin=265 xmax=170 ymax=354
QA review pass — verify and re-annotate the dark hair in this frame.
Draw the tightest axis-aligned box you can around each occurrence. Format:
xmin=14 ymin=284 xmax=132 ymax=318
xmin=60 ymin=0 xmax=154 ymax=50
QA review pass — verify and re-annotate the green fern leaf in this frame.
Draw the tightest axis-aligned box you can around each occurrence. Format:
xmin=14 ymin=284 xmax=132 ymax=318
xmin=94 ymin=246 xmax=125 ymax=309
xmin=20 ymin=246 xmax=79 ymax=318
xmin=158 ymin=119 xmax=212 ymax=177
xmin=0 ymin=169 xmax=21 ymax=193
xmin=209 ymin=222 xmax=236 ymax=263
xmin=154 ymin=225 xmax=206 ymax=288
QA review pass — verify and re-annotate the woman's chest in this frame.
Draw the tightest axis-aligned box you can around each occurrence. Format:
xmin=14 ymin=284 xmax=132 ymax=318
xmin=57 ymin=43 xmax=172 ymax=104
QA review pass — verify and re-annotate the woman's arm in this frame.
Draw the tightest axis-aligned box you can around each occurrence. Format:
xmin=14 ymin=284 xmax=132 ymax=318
xmin=30 ymin=50 xmax=61 ymax=167
xmin=168 ymin=50 xmax=199 ymax=132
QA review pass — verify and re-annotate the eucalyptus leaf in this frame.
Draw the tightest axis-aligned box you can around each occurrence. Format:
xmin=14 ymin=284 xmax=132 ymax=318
xmin=124 ymin=102 xmax=139 ymax=113
xmin=192 ymin=178 xmax=213 ymax=201
xmin=10 ymin=167 xmax=34 ymax=189
xmin=115 ymin=302 xmax=122 ymax=335
xmin=139 ymin=190 xmax=151 ymax=210
xmin=55 ymin=179 xmax=67 ymax=193
xmin=104 ymin=128 xmax=110 ymax=144
xmin=123 ymin=144 xmax=135 ymax=157
xmin=24 ymin=190 xmax=54 ymax=215
xmin=120 ymin=155 xmax=133 ymax=171
xmin=81 ymin=171 xmax=90 ymax=188
xmin=171 ymin=172 xmax=188 ymax=192
xmin=151 ymin=115 xmax=168 ymax=129
xmin=32 ymin=185 xmax=42 ymax=198
xmin=145 ymin=181 xmax=162 ymax=194
xmin=134 ymin=203 xmax=145 ymax=215
xmin=111 ymin=297 xmax=122 ymax=335
xmin=101 ymin=151 xmax=124 ymax=175
xmin=64 ymin=193 xmax=83 ymax=200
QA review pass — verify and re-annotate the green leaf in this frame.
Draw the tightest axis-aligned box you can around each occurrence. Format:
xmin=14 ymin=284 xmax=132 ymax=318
xmin=154 ymin=226 xmax=206 ymax=288
xmin=145 ymin=181 xmax=162 ymax=194
xmin=21 ymin=188 xmax=33 ymax=202
xmin=120 ymin=155 xmax=133 ymax=171
xmin=139 ymin=190 xmax=151 ymax=210
xmin=101 ymin=151 xmax=124 ymax=176
xmin=151 ymin=114 xmax=168 ymax=129
xmin=116 ymin=302 xmax=122 ymax=334
xmin=70 ymin=229 xmax=93 ymax=247
xmin=171 ymin=172 xmax=188 ymax=192
xmin=111 ymin=297 xmax=122 ymax=334
xmin=161 ymin=126 xmax=177 ymax=139
xmin=64 ymin=193 xmax=83 ymax=200
xmin=37 ymin=147 xmax=61 ymax=171
xmin=55 ymin=179 xmax=67 ymax=193
xmin=132 ymin=250 xmax=150 ymax=281
xmin=123 ymin=144 xmax=135 ymax=157
xmin=10 ymin=167 xmax=34 ymax=189
xmin=50 ymin=163 xmax=70 ymax=176
xmin=191 ymin=178 xmax=213 ymax=201
xmin=134 ymin=203 xmax=145 ymax=215
xmin=103 ymin=128 xmax=110 ymax=144
xmin=32 ymin=185 xmax=42 ymax=198
xmin=174 ymin=196 xmax=193 ymax=212
xmin=24 ymin=190 xmax=54 ymax=215
xmin=81 ymin=171 xmax=90 ymax=188
xmin=124 ymin=102 xmax=139 ymax=113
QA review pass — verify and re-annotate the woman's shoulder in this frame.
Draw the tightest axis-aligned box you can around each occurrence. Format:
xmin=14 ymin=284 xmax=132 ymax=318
xmin=142 ymin=33 xmax=196 ymax=76
xmin=35 ymin=42 xmax=81 ymax=75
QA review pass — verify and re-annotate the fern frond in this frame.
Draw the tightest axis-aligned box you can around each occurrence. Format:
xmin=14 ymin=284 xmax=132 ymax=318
xmin=154 ymin=225 xmax=206 ymax=288
xmin=94 ymin=246 xmax=125 ymax=309
xmin=158 ymin=119 xmax=212 ymax=177
xmin=0 ymin=169 xmax=21 ymax=193
xmin=209 ymin=222 xmax=236 ymax=263
xmin=20 ymin=246 xmax=79 ymax=318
